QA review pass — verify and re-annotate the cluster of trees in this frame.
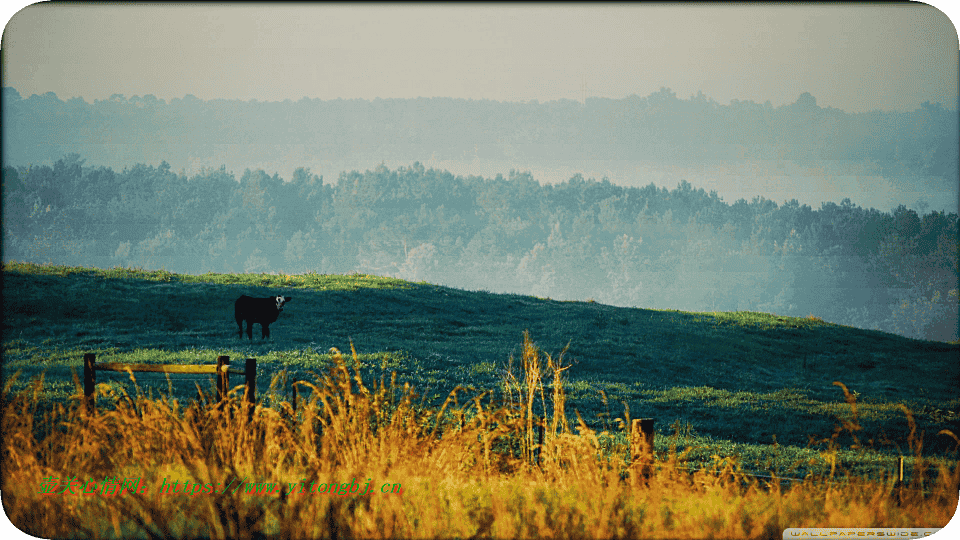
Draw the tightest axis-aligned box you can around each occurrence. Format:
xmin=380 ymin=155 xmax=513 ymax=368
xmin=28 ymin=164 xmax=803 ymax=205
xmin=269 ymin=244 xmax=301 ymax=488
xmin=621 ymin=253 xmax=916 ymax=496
xmin=3 ymin=156 xmax=957 ymax=342
xmin=3 ymin=87 xmax=957 ymax=181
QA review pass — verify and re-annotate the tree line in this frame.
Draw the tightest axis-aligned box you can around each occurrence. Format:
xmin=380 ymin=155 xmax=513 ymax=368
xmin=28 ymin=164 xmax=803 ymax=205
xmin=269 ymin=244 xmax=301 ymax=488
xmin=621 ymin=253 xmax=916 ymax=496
xmin=2 ymin=87 xmax=957 ymax=181
xmin=3 ymin=156 xmax=957 ymax=342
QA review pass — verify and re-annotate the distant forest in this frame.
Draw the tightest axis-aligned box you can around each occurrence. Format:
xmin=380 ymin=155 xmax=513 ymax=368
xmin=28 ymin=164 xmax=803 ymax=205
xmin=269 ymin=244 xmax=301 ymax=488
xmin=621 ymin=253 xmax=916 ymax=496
xmin=2 ymin=86 xmax=958 ymax=181
xmin=3 ymin=156 xmax=957 ymax=342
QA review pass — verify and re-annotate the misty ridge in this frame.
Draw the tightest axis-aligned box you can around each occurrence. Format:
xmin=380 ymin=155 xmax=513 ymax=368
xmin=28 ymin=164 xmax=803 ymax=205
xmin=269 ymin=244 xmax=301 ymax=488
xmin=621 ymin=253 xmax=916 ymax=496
xmin=2 ymin=86 xmax=958 ymax=188
xmin=1 ymin=85 xmax=957 ymax=343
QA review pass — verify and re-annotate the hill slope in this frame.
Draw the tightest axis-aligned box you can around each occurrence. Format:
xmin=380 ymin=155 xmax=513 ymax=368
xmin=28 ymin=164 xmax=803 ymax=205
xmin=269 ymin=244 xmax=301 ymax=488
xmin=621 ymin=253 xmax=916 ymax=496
xmin=3 ymin=261 xmax=958 ymax=475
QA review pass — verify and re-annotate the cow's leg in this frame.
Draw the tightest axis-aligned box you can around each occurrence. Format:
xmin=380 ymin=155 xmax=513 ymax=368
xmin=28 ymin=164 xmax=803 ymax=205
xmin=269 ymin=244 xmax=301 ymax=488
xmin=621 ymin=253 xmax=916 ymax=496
xmin=237 ymin=315 xmax=245 ymax=339
xmin=245 ymin=321 xmax=254 ymax=340
xmin=262 ymin=323 xmax=270 ymax=339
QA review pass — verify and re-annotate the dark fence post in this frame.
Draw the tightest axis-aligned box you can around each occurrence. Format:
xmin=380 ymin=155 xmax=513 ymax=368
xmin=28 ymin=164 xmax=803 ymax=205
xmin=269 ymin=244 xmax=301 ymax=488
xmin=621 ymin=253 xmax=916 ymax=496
xmin=291 ymin=379 xmax=298 ymax=413
xmin=631 ymin=418 xmax=655 ymax=481
xmin=894 ymin=455 xmax=906 ymax=506
xmin=83 ymin=353 xmax=96 ymax=414
xmin=216 ymin=356 xmax=230 ymax=403
xmin=244 ymin=358 xmax=256 ymax=404
xmin=244 ymin=358 xmax=257 ymax=422
xmin=536 ymin=417 xmax=544 ymax=466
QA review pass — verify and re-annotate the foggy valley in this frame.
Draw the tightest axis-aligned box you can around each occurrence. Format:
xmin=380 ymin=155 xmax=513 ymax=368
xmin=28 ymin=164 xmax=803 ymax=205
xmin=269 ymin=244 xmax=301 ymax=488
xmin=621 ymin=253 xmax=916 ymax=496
xmin=2 ymin=86 xmax=958 ymax=343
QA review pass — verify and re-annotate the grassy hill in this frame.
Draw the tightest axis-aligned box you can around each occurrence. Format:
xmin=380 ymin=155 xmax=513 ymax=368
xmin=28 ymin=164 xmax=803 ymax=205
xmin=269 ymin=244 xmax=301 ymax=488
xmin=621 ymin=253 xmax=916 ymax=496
xmin=2 ymin=261 xmax=958 ymax=479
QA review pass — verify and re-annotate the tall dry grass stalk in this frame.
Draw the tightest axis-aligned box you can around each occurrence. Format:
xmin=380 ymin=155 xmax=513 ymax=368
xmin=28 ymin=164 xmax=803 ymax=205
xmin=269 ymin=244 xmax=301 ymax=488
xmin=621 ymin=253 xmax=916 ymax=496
xmin=2 ymin=340 xmax=957 ymax=539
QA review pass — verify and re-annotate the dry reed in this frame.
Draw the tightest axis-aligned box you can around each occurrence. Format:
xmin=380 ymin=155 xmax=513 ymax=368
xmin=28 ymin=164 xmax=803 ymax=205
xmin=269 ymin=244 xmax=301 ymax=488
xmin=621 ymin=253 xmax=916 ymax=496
xmin=2 ymin=336 xmax=956 ymax=539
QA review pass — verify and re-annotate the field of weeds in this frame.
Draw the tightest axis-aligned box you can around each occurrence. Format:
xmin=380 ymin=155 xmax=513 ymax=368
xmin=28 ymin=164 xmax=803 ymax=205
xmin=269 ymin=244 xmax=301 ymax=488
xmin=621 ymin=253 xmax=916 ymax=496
xmin=2 ymin=262 xmax=958 ymax=538
xmin=3 ymin=336 xmax=958 ymax=539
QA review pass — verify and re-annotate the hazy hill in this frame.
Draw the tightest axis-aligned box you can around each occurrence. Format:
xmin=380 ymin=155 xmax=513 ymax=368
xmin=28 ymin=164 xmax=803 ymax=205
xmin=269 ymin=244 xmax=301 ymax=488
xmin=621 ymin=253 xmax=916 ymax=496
xmin=3 ymin=86 xmax=957 ymax=199
xmin=4 ymin=159 xmax=957 ymax=343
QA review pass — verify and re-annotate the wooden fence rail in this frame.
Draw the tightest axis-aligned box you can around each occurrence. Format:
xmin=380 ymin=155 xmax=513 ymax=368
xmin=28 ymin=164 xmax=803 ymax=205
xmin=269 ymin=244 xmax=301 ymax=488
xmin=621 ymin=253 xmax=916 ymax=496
xmin=82 ymin=353 xmax=256 ymax=415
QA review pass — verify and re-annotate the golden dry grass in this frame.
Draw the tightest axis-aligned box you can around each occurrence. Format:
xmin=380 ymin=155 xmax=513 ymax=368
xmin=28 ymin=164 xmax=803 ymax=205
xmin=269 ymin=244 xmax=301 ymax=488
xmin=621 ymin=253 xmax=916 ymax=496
xmin=3 ymin=335 xmax=957 ymax=539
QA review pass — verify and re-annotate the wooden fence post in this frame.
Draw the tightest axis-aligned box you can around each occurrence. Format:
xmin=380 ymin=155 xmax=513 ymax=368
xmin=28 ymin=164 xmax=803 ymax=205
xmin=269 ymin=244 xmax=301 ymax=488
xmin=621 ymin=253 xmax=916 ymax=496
xmin=631 ymin=418 xmax=655 ymax=482
xmin=83 ymin=353 xmax=96 ymax=413
xmin=244 ymin=358 xmax=256 ymax=403
xmin=244 ymin=358 xmax=257 ymax=422
xmin=535 ymin=417 xmax=544 ymax=466
xmin=895 ymin=455 xmax=905 ymax=506
xmin=216 ymin=356 xmax=230 ymax=403
xmin=291 ymin=378 xmax=298 ymax=413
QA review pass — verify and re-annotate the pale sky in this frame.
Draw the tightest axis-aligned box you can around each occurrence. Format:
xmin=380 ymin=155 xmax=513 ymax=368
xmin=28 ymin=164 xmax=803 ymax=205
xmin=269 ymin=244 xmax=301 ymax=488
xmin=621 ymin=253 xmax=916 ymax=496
xmin=2 ymin=2 xmax=958 ymax=113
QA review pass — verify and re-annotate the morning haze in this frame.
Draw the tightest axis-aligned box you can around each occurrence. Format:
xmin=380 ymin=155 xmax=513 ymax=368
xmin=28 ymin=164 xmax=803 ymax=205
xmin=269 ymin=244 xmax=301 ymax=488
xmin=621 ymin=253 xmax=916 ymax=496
xmin=1 ymin=4 xmax=958 ymax=342
xmin=3 ymin=4 xmax=957 ymax=111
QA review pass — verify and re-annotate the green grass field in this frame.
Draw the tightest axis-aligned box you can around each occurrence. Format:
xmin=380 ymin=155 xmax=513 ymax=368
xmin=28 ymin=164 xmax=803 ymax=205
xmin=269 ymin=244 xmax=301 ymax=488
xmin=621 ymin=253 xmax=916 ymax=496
xmin=3 ymin=261 xmax=958 ymax=481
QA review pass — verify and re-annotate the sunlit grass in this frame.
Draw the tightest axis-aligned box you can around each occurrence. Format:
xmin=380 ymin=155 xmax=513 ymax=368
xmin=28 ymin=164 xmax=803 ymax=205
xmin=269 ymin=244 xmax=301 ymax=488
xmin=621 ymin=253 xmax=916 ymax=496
xmin=3 ymin=335 xmax=957 ymax=539
xmin=2 ymin=260 xmax=412 ymax=291
xmin=4 ymin=260 xmax=959 ymax=534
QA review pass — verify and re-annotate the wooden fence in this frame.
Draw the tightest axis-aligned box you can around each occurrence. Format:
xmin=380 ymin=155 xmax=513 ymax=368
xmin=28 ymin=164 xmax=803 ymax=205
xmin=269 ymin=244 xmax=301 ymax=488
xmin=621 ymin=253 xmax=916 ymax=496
xmin=82 ymin=353 xmax=256 ymax=415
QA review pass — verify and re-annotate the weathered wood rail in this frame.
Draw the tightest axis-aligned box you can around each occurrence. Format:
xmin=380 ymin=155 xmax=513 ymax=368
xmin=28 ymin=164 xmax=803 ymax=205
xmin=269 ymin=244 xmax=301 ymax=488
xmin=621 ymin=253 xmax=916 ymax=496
xmin=82 ymin=353 xmax=256 ymax=414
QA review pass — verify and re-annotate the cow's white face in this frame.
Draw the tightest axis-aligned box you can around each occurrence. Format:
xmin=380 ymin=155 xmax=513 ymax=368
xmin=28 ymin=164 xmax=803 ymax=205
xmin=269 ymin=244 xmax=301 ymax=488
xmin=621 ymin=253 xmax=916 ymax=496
xmin=275 ymin=296 xmax=291 ymax=312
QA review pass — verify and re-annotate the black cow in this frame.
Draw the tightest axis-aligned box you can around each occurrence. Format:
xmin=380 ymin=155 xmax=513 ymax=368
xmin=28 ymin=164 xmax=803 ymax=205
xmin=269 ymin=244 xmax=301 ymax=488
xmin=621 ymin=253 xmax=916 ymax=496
xmin=235 ymin=295 xmax=291 ymax=339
